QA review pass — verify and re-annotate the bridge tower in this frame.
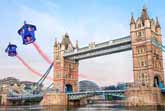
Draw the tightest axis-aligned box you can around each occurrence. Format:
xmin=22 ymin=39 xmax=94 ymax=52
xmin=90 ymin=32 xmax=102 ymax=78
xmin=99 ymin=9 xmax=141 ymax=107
xmin=53 ymin=33 xmax=78 ymax=93
xmin=130 ymin=7 xmax=164 ymax=87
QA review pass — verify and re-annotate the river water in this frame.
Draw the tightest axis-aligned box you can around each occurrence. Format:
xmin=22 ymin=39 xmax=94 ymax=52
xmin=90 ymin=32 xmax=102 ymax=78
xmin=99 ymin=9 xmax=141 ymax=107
xmin=1 ymin=104 xmax=165 ymax=111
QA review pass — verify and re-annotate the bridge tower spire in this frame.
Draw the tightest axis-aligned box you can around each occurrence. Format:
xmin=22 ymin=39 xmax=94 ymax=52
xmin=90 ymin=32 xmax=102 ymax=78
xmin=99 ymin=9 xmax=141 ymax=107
xmin=53 ymin=33 xmax=79 ymax=93
xmin=131 ymin=7 xmax=164 ymax=87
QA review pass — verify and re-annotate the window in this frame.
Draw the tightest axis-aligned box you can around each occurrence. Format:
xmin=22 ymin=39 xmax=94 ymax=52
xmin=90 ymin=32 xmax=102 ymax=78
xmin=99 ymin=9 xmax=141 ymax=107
xmin=137 ymin=47 xmax=146 ymax=54
xmin=138 ymin=48 xmax=141 ymax=54
xmin=138 ymin=57 xmax=147 ymax=67
xmin=56 ymin=52 xmax=60 ymax=60
xmin=141 ymin=61 xmax=144 ymax=66
xmin=137 ymin=31 xmax=144 ymax=38
xmin=138 ymin=24 xmax=141 ymax=28
xmin=138 ymin=32 xmax=142 ymax=37
xmin=142 ymin=47 xmax=146 ymax=53
xmin=159 ymin=62 xmax=161 ymax=69
xmin=68 ymin=73 xmax=72 ymax=78
xmin=139 ymin=72 xmax=148 ymax=85
xmin=156 ymin=62 xmax=159 ymax=68
xmin=142 ymin=73 xmax=144 ymax=80
xmin=156 ymin=54 xmax=159 ymax=60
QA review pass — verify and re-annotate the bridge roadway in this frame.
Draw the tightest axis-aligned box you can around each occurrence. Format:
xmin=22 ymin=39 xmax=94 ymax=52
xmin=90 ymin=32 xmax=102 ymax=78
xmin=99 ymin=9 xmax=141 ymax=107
xmin=67 ymin=88 xmax=165 ymax=101
xmin=64 ymin=36 xmax=131 ymax=61
xmin=6 ymin=90 xmax=126 ymax=101
xmin=6 ymin=88 xmax=165 ymax=101
xmin=67 ymin=90 xmax=126 ymax=100
xmin=7 ymin=93 xmax=43 ymax=101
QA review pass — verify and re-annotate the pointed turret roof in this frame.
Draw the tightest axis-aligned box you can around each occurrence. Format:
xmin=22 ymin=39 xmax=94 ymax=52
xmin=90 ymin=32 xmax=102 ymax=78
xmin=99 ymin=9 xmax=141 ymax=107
xmin=140 ymin=5 xmax=149 ymax=20
xmin=76 ymin=40 xmax=79 ymax=49
xmin=61 ymin=33 xmax=73 ymax=49
xmin=54 ymin=37 xmax=58 ymax=47
xmin=130 ymin=14 xmax=135 ymax=24
xmin=156 ymin=17 xmax=161 ymax=28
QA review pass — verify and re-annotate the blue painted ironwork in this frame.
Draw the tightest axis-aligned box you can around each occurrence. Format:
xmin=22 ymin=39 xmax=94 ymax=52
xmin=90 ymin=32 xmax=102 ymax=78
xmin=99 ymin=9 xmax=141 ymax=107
xmin=7 ymin=62 xmax=54 ymax=102
xmin=37 ymin=62 xmax=54 ymax=85
xmin=67 ymin=90 xmax=125 ymax=100
xmin=5 ymin=43 xmax=17 ymax=57
xmin=161 ymin=88 xmax=165 ymax=93
xmin=7 ymin=93 xmax=43 ymax=101
xmin=151 ymin=37 xmax=165 ymax=52
xmin=46 ymin=83 xmax=54 ymax=91
xmin=18 ymin=21 xmax=36 ymax=45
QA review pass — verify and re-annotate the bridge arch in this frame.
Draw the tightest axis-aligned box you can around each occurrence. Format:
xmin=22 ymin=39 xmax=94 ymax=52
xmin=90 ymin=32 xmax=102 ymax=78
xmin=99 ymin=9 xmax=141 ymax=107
xmin=153 ymin=75 xmax=162 ymax=88
xmin=65 ymin=84 xmax=73 ymax=93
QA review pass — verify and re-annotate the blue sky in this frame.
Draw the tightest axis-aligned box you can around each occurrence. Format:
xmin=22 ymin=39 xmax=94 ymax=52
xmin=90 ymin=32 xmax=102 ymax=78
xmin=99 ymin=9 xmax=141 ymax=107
xmin=0 ymin=0 xmax=165 ymax=86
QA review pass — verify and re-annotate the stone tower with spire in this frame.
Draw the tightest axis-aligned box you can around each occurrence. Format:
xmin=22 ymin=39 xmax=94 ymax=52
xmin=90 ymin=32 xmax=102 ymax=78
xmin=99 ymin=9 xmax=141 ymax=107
xmin=53 ymin=33 xmax=78 ymax=93
xmin=130 ymin=6 xmax=164 ymax=87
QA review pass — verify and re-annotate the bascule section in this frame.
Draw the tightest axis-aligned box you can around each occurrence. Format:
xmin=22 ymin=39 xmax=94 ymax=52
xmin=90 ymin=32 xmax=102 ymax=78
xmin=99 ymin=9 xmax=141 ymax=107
xmin=130 ymin=7 xmax=164 ymax=87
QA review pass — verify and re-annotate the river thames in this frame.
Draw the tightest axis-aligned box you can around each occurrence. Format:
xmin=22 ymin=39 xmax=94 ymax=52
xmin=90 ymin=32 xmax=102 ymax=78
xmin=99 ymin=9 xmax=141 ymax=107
xmin=1 ymin=104 xmax=165 ymax=111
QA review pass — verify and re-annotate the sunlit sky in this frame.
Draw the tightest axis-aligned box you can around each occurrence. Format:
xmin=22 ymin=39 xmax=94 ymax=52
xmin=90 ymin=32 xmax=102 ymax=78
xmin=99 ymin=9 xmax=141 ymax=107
xmin=0 ymin=0 xmax=165 ymax=87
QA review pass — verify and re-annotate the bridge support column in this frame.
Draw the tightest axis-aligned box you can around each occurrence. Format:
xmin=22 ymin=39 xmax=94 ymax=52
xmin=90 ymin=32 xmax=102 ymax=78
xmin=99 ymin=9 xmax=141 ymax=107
xmin=0 ymin=94 xmax=7 ymax=105
xmin=53 ymin=33 xmax=79 ymax=94
xmin=68 ymin=100 xmax=81 ymax=106
xmin=40 ymin=93 xmax=68 ymax=106
xmin=127 ymin=7 xmax=165 ymax=106
xmin=41 ymin=33 xmax=79 ymax=106
xmin=125 ymin=87 xmax=162 ymax=106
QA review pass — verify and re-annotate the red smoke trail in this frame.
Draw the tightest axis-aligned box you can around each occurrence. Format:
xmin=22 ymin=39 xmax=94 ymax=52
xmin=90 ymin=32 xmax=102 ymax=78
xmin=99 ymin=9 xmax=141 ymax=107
xmin=16 ymin=56 xmax=88 ymax=81
xmin=16 ymin=55 xmax=42 ymax=76
xmin=54 ymin=63 xmax=100 ymax=82
xmin=16 ymin=55 xmax=100 ymax=83
xmin=16 ymin=55 xmax=90 ymax=81
xmin=54 ymin=64 xmax=88 ymax=79
xmin=33 ymin=42 xmax=52 ymax=64
xmin=32 ymin=42 xmax=100 ymax=81
xmin=16 ymin=55 xmax=53 ymax=81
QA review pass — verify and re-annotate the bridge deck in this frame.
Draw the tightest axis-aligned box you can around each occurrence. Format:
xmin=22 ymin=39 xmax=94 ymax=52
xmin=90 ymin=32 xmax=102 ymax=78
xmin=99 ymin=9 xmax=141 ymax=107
xmin=64 ymin=36 xmax=131 ymax=60
xmin=67 ymin=90 xmax=126 ymax=100
xmin=7 ymin=93 xmax=43 ymax=101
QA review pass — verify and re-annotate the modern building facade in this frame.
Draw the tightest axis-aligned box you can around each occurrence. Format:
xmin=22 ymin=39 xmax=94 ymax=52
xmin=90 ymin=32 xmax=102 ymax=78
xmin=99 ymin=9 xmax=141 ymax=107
xmin=79 ymin=80 xmax=100 ymax=92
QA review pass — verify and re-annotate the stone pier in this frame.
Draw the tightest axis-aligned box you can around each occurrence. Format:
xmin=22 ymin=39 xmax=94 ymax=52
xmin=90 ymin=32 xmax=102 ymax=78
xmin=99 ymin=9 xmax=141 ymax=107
xmin=125 ymin=87 xmax=165 ymax=106
xmin=68 ymin=95 xmax=103 ymax=106
xmin=0 ymin=94 xmax=7 ymax=105
xmin=40 ymin=93 xmax=68 ymax=106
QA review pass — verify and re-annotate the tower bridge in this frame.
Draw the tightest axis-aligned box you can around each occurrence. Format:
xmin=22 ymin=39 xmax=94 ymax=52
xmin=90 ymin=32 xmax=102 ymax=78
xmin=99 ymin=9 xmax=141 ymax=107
xmin=41 ymin=7 xmax=165 ymax=106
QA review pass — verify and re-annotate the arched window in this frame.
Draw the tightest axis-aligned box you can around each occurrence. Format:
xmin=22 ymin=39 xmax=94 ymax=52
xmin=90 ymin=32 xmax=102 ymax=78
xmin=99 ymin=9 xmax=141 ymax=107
xmin=154 ymin=76 xmax=160 ymax=87
xmin=138 ymin=24 xmax=141 ymax=28
xmin=142 ymin=73 xmax=144 ymax=79
xmin=65 ymin=84 xmax=73 ymax=93
xmin=139 ymin=32 xmax=142 ymax=36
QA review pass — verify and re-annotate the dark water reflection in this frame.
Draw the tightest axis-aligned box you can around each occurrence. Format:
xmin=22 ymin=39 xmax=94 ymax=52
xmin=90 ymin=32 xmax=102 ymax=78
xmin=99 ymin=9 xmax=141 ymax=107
xmin=1 ymin=105 xmax=165 ymax=111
